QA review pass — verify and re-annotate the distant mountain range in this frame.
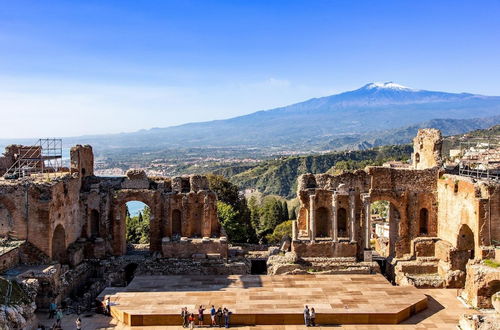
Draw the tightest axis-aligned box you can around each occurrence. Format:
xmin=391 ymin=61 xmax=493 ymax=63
xmin=2 ymin=82 xmax=500 ymax=152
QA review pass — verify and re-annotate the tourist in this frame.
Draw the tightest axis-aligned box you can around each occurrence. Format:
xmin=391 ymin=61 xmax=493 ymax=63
xmin=198 ymin=305 xmax=206 ymax=326
xmin=48 ymin=301 xmax=57 ymax=319
xmin=210 ymin=305 xmax=217 ymax=326
xmin=216 ymin=306 xmax=223 ymax=327
xmin=310 ymin=307 xmax=316 ymax=327
xmin=181 ymin=307 xmax=188 ymax=328
xmin=75 ymin=316 xmax=82 ymax=330
xmin=223 ymin=307 xmax=230 ymax=328
xmin=188 ymin=313 xmax=195 ymax=329
xmin=105 ymin=297 xmax=111 ymax=316
xmin=303 ymin=305 xmax=310 ymax=326
xmin=55 ymin=308 xmax=63 ymax=327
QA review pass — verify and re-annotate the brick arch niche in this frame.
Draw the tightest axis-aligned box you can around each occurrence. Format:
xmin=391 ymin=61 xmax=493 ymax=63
xmin=111 ymin=191 xmax=160 ymax=256
xmin=369 ymin=194 xmax=406 ymax=258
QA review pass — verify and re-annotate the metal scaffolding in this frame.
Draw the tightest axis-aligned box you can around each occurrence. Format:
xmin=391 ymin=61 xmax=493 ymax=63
xmin=458 ymin=136 xmax=500 ymax=181
xmin=3 ymin=139 xmax=63 ymax=179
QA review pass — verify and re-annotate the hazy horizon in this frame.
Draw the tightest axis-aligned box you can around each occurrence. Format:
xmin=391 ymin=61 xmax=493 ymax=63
xmin=1 ymin=1 xmax=499 ymax=139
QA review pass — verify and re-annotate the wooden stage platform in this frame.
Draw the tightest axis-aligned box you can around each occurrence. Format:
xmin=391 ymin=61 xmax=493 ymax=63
xmin=99 ymin=274 xmax=428 ymax=326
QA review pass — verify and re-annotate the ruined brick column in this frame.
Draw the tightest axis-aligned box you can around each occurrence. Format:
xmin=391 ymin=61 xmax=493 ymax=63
xmin=349 ymin=191 xmax=356 ymax=243
xmin=332 ymin=191 xmax=338 ymax=242
xmin=181 ymin=195 xmax=188 ymax=237
xmin=362 ymin=194 xmax=371 ymax=249
xmin=309 ymin=194 xmax=316 ymax=242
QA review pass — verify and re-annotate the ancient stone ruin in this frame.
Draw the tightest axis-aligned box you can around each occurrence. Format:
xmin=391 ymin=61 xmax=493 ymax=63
xmin=0 ymin=128 xmax=499 ymax=328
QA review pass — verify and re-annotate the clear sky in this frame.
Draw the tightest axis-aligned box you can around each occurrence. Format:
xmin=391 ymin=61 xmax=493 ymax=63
xmin=0 ymin=0 xmax=499 ymax=138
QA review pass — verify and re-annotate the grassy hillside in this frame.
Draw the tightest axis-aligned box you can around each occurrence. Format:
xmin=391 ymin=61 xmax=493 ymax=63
xmin=220 ymin=144 xmax=412 ymax=198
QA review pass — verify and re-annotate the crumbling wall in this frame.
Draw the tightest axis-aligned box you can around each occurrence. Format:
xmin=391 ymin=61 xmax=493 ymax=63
xmin=70 ymin=144 xmax=94 ymax=177
xmin=437 ymin=175 xmax=494 ymax=254
xmin=461 ymin=262 xmax=500 ymax=308
xmin=0 ymin=183 xmax=28 ymax=240
xmin=412 ymin=128 xmax=443 ymax=169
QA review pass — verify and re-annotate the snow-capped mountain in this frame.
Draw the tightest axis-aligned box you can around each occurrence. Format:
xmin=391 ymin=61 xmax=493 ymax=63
xmin=58 ymin=83 xmax=500 ymax=149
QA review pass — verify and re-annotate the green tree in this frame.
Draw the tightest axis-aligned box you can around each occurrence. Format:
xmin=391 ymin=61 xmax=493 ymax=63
xmin=126 ymin=206 xmax=151 ymax=244
xmin=208 ymin=174 xmax=257 ymax=243
xmin=266 ymin=220 xmax=293 ymax=244
xmin=258 ymin=196 xmax=283 ymax=237
xmin=281 ymin=201 xmax=289 ymax=221
xmin=217 ymin=201 xmax=249 ymax=243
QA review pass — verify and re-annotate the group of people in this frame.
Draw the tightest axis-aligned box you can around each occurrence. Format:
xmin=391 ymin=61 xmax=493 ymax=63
xmin=181 ymin=305 xmax=231 ymax=328
xmin=303 ymin=305 xmax=317 ymax=327
xmin=44 ymin=299 xmax=84 ymax=330
xmin=47 ymin=300 xmax=64 ymax=329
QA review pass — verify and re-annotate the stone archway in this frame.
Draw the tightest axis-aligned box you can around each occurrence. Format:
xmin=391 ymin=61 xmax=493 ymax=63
xmin=419 ymin=208 xmax=429 ymax=235
xmin=315 ymin=207 xmax=330 ymax=238
xmin=171 ymin=209 xmax=182 ymax=238
xmin=338 ymin=208 xmax=348 ymax=238
xmin=457 ymin=224 xmax=475 ymax=259
xmin=111 ymin=191 xmax=158 ymax=256
xmin=477 ymin=279 xmax=500 ymax=309
xmin=369 ymin=194 xmax=405 ymax=258
xmin=90 ymin=209 xmax=100 ymax=237
xmin=52 ymin=224 xmax=67 ymax=263
xmin=369 ymin=189 xmax=411 ymax=258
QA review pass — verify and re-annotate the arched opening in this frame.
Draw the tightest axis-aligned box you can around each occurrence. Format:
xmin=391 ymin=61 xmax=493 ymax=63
xmin=370 ymin=200 xmax=401 ymax=258
xmin=415 ymin=153 xmax=420 ymax=164
xmin=172 ymin=209 xmax=182 ymax=238
xmin=478 ymin=280 xmax=500 ymax=309
xmin=125 ymin=201 xmax=151 ymax=253
xmin=338 ymin=208 xmax=348 ymax=238
xmin=90 ymin=209 xmax=100 ymax=237
xmin=315 ymin=207 xmax=330 ymax=237
xmin=457 ymin=224 xmax=475 ymax=259
xmin=52 ymin=224 xmax=67 ymax=263
xmin=419 ymin=208 xmax=428 ymax=235
xmin=191 ymin=204 xmax=202 ymax=238
xmin=0 ymin=203 xmax=13 ymax=237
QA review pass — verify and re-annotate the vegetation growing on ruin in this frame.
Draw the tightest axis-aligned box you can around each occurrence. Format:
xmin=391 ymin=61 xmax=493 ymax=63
xmin=484 ymin=259 xmax=500 ymax=268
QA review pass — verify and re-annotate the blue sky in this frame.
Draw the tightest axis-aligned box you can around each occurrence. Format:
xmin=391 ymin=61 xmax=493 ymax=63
xmin=0 ymin=0 xmax=499 ymax=138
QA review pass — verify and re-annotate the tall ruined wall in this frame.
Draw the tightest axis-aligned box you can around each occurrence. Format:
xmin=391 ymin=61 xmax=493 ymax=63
xmin=47 ymin=178 xmax=83 ymax=259
xmin=70 ymin=145 xmax=94 ymax=177
xmin=0 ymin=174 xmax=83 ymax=259
xmin=296 ymin=167 xmax=440 ymax=258
xmin=79 ymin=170 xmax=221 ymax=257
xmin=0 ymin=183 xmax=28 ymax=239
xmin=437 ymin=175 xmax=499 ymax=253
xmin=413 ymin=128 xmax=443 ymax=169
xmin=296 ymin=171 xmax=369 ymax=238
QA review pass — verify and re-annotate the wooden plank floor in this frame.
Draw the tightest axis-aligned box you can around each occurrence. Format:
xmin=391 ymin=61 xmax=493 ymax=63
xmin=99 ymin=274 xmax=427 ymax=326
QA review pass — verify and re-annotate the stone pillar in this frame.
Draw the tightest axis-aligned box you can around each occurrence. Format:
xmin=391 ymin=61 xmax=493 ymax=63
xmin=202 ymin=193 xmax=211 ymax=237
xmin=181 ymin=195 xmax=188 ymax=237
xmin=332 ymin=192 xmax=338 ymax=242
xmin=292 ymin=220 xmax=298 ymax=241
xmin=362 ymin=194 xmax=371 ymax=250
xmin=349 ymin=191 xmax=356 ymax=243
xmin=309 ymin=194 xmax=316 ymax=242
